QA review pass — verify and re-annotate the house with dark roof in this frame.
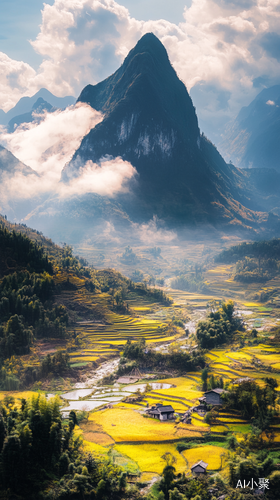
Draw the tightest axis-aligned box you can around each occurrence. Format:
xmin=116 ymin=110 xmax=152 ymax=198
xmin=146 ymin=403 xmax=175 ymax=421
xmin=191 ymin=460 xmax=208 ymax=475
xmin=199 ymin=388 xmax=227 ymax=406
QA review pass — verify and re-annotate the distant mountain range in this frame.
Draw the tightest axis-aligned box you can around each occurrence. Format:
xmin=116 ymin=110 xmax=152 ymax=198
xmin=1 ymin=35 xmax=280 ymax=242
xmin=7 ymin=97 xmax=56 ymax=133
xmin=0 ymin=88 xmax=75 ymax=126
xmin=218 ymin=85 xmax=280 ymax=171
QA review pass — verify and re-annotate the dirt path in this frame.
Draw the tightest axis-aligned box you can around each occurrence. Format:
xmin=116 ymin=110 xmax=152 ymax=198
xmin=75 ymin=358 xmax=120 ymax=388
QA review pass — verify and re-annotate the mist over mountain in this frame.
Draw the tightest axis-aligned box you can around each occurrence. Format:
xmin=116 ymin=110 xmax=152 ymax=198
xmin=218 ymin=85 xmax=280 ymax=171
xmin=0 ymin=89 xmax=75 ymax=126
xmin=0 ymin=145 xmax=40 ymax=218
xmin=0 ymin=145 xmax=36 ymax=178
xmin=7 ymin=97 xmax=56 ymax=133
xmin=60 ymin=33 xmax=267 ymax=231
xmin=1 ymin=34 xmax=280 ymax=243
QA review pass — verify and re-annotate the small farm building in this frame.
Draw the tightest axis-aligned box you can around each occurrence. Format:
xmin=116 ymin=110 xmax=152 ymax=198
xmin=191 ymin=460 xmax=208 ymax=475
xmin=147 ymin=403 xmax=174 ymax=421
xmin=199 ymin=388 xmax=227 ymax=406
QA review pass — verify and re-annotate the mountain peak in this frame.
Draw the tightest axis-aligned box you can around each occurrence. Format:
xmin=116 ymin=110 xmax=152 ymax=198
xmin=127 ymin=32 xmax=168 ymax=61
xmin=64 ymin=33 xmax=261 ymax=230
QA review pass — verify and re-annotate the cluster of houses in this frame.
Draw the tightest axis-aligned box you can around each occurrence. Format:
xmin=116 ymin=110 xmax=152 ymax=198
xmin=145 ymin=388 xmax=227 ymax=476
xmin=146 ymin=388 xmax=227 ymax=422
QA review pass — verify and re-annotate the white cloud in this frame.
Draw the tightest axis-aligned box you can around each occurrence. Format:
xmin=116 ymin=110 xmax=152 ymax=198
xmin=1 ymin=0 xmax=280 ymax=138
xmin=59 ymin=156 xmax=136 ymax=197
xmin=134 ymin=216 xmax=177 ymax=244
xmin=266 ymin=99 xmax=275 ymax=105
xmin=0 ymin=52 xmax=37 ymax=112
xmin=0 ymin=103 xmax=136 ymax=203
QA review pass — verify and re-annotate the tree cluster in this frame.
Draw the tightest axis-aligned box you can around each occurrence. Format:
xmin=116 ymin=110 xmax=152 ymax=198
xmin=118 ymin=339 xmax=205 ymax=375
xmin=0 ymin=395 xmax=133 ymax=500
xmin=223 ymin=378 xmax=278 ymax=431
xmin=0 ymin=226 xmax=53 ymax=275
xmin=0 ymin=270 xmax=69 ymax=362
xmin=196 ymin=300 xmax=242 ymax=349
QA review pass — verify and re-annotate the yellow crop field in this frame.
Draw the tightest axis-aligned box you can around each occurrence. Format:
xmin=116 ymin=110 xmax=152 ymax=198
xmin=219 ymin=417 xmax=247 ymax=423
xmin=83 ymin=440 xmax=108 ymax=456
xmin=133 ymin=307 xmax=152 ymax=312
xmin=206 ymin=353 xmax=219 ymax=360
xmin=210 ymin=425 xmax=228 ymax=433
xmin=69 ymin=356 xmax=99 ymax=362
xmin=116 ymin=443 xmax=187 ymax=474
xmin=144 ymin=398 xmax=190 ymax=412
xmin=141 ymin=472 xmax=160 ymax=481
xmin=210 ymin=350 xmax=233 ymax=363
xmin=154 ymin=377 xmax=203 ymax=400
xmin=115 ymin=402 xmax=146 ymax=410
xmin=82 ymin=432 xmax=115 ymax=446
xmin=207 ymin=267 xmax=231 ymax=274
xmin=243 ymin=302 xmax=261 ymax=307
xmin=253 ymin=354 xmax=279 ymax=364
xmin=0 ymin=391 xmax=39 ymax=401
xmin=257 ymin=344 xmax=280 ymax=351
xmin=182 ymin=446 xmax=228 ymax=471
xmin=227 ymin=352 xmax=252 ymax=361
xmin=88 ymin=408 xmax=204 ymax=442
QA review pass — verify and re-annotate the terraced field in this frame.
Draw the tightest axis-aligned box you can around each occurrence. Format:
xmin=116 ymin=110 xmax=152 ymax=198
xmin=4 ymin=241 xmax=280 ymax=482
xmin=52 ymin=270 xmax=180 ymax=366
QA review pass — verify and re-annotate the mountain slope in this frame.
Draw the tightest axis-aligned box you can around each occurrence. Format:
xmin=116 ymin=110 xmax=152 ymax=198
xmin=61 ymin=33 xmax=265 ymax=229
xmin=0 ymin=145 xmax=39 ymax=218
xmin=0 ymin=145 xmax=37 ymax=177
xmin=218 ymin=85 xmax=280 ymax=170
xmin=0 ymin=88 xmax=75 ymax=125
xmin=7 ymin=97 xmax=55 ymax=133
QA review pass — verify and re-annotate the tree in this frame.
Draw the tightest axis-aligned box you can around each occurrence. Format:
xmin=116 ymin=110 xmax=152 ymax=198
xmin=201 ymin=368 xmax=208 ymax=391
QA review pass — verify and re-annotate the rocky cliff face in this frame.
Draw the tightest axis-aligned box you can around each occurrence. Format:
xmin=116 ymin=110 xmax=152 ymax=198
xmin=58 ymin=33 xmax=274 ymax=231
xmin=218 ymin=85 xmax=280 ymax=171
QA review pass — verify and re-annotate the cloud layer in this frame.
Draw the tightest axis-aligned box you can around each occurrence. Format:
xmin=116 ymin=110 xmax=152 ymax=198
xmin=0 ymin=103 xmax=136 ymax=205
xmin=1 ymin=0 xmax=280 ymax=138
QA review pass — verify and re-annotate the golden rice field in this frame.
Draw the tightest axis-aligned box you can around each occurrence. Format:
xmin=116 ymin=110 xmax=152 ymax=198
xmin=86 ymin=408 xmax=204 ymax=442
xmin=182 ymin=445 xmax=228 ymax=471
xmin=4 ymin=247 xmax=280 ymax=479
xmin=115 ymin=443 xmax=187 ymax=474
xmin=0 ymin=391 xmax=39 ymax=401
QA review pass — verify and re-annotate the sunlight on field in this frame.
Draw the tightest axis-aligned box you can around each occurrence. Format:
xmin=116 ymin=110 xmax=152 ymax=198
xmin=116 ymin=443 xmax=187 ymax=474
xmin=88 ymin=408 xmax=204 ymax=442
xmin=0 ymin=391 xmax=40 ymax=401
xmin=182 ymin=445 xmax=228 ymax=470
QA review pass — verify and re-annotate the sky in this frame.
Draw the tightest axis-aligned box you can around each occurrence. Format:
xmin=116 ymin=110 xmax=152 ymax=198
xmin=1 ymin=0 xmax=280 ymax=141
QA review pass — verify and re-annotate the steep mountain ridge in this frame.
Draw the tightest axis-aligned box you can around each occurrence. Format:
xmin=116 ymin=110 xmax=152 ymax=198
xmin=0 ymin=145 xmax=37 ymax=177
xmin=218 ymin=85 xmax=280 ymax=170
xmin=61 ymin=33 xmax=263 ymax=229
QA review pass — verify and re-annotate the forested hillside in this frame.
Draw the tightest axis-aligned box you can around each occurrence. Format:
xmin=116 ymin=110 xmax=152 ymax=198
xmin=216 ymin=238 xmax=280 ymax=283
xmin=0 ymin=220 xmax=173 ymax=391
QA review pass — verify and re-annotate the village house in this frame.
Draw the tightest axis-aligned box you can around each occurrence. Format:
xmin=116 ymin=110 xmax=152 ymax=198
xmin=146 ymin=403 xmax=175 ymax=421
xmin=181 ymin=410 xmax=192 ymax=424
xmin=198 ymin=388 xmax=227 ymax=406
xmin=191 ymin=460 xmax=208 ymax=475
